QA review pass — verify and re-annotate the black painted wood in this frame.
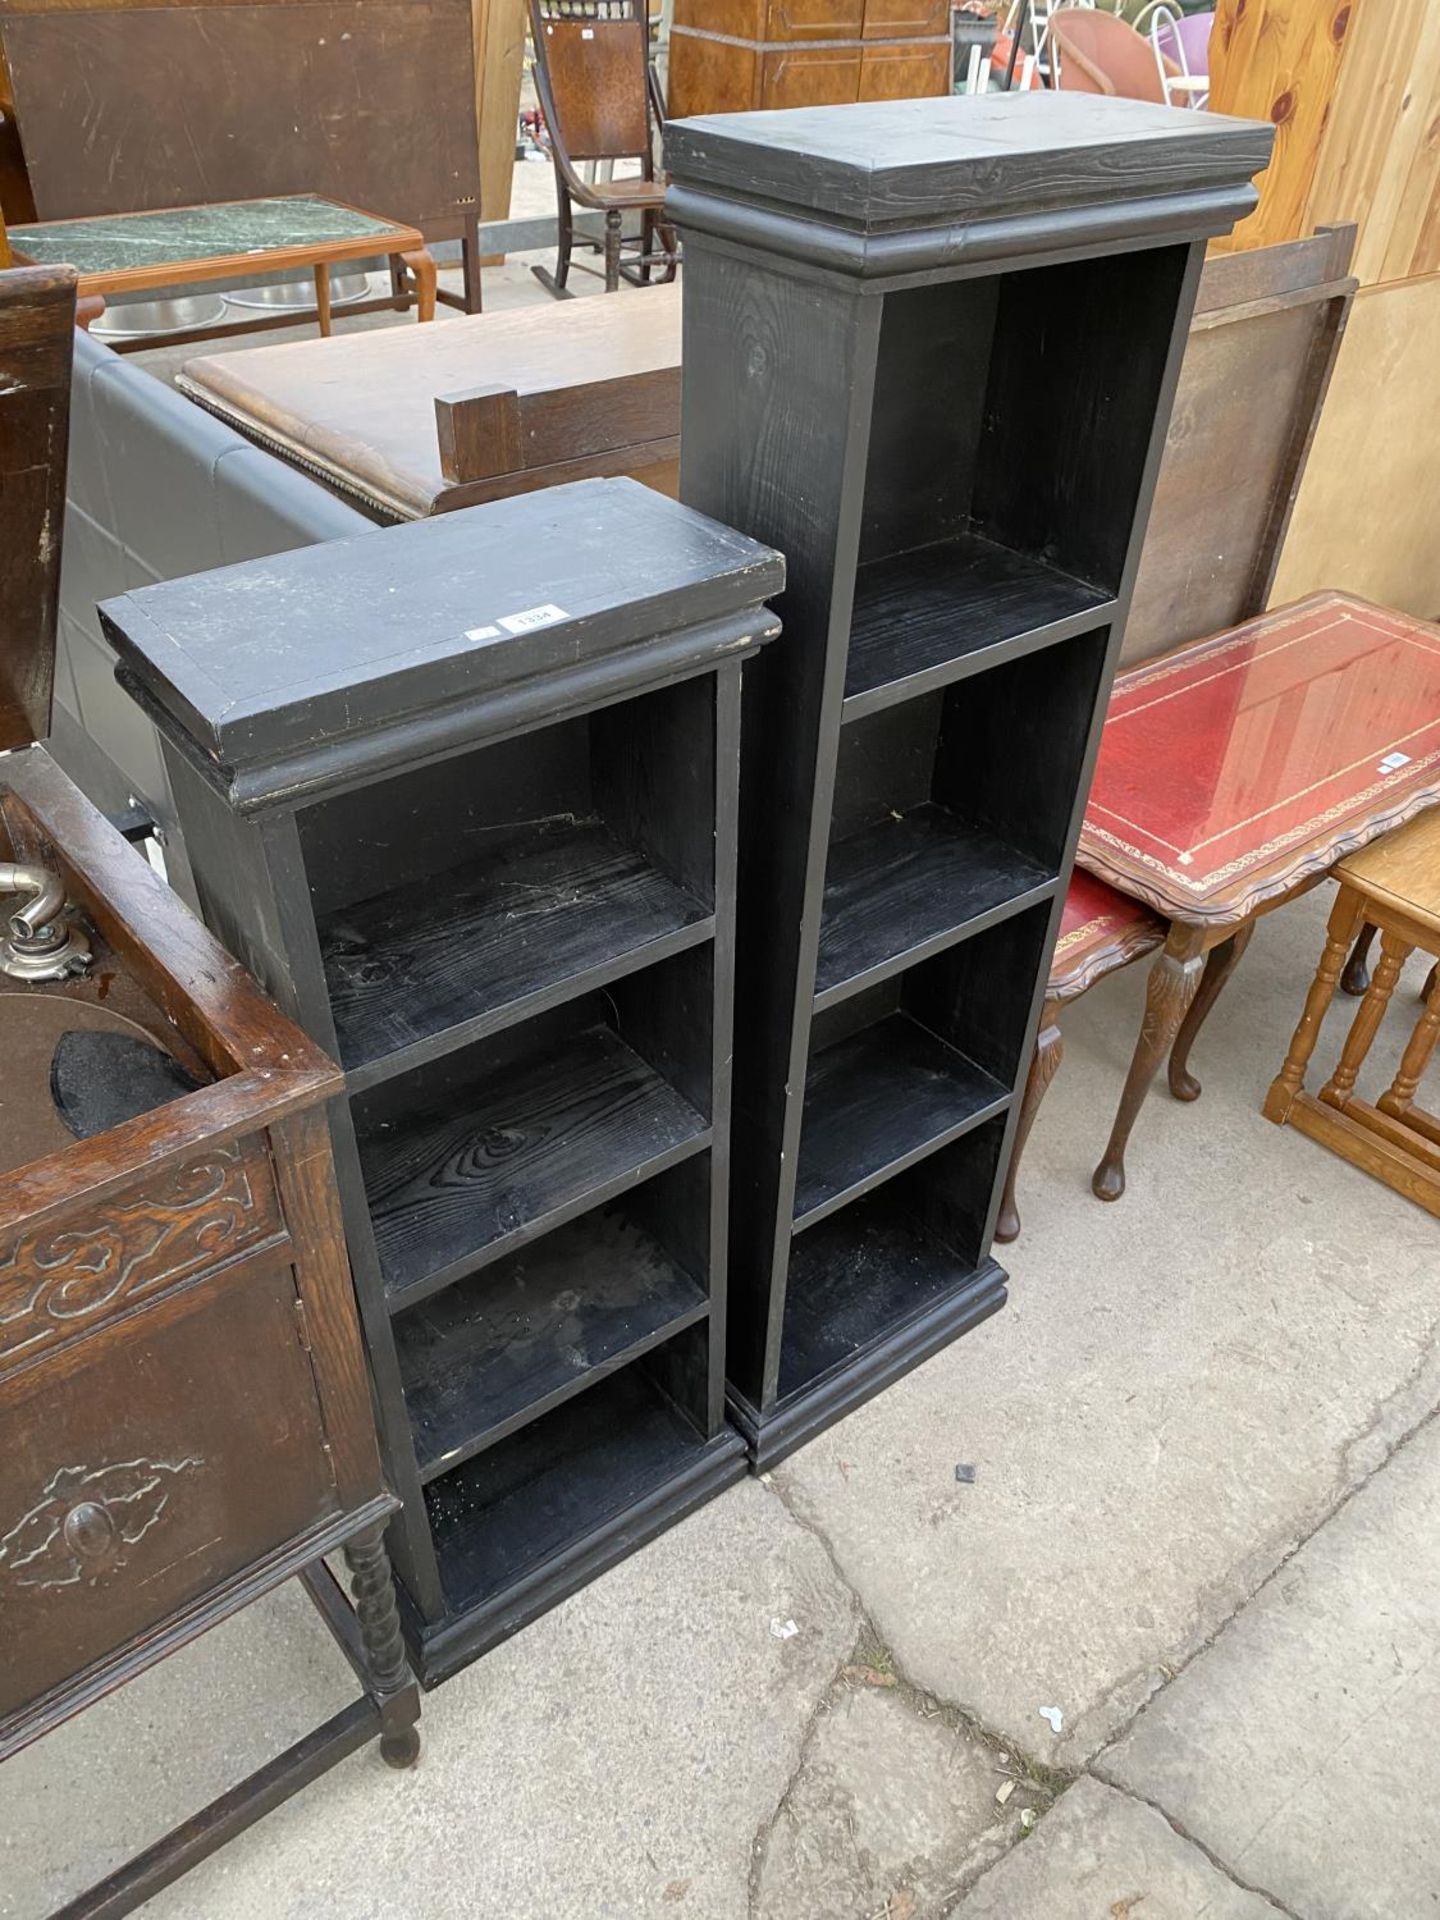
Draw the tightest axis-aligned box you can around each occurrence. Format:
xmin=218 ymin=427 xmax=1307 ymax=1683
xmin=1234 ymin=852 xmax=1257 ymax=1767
xmin=424 ymin=1354 xmax=711 ymax=1617
xmin=358 ymin=1018 xmax=710 ymax=1306
xmin=816 ymin=803 xmax=1054 ymax=1008
xmin=395 ymin=1203 xmax=708 ymax=1481
xmin=843 ymin=534 xmax=1113 ymax=721
xmin=670 ymin=92 xmax=1270 ymax=1467
xmin=795 ymin=1013 xmax=1010 ymax=1230
xmin=320 ymin=818 xmax=712 ymax=1080
xmin=103 ymin=478 xmax=778 ymax=1682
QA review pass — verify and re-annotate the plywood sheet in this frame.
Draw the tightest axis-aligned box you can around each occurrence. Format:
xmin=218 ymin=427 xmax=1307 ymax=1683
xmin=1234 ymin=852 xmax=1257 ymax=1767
xmin=1271 ymin=274 xmax=1440 ymax=619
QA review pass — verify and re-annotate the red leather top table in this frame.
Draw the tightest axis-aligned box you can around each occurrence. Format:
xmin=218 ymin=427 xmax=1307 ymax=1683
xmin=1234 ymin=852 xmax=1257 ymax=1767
xmin=1077 ymin=591 xmax=1440 ymax=1199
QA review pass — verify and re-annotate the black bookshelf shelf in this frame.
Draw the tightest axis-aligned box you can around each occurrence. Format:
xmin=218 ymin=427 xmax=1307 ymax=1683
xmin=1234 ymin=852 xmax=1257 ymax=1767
xmin=395 ymin=1194 xmax=709 ymax=1482
xmin=424 ymin=1352 xmax=727 ymax=1625
xmin=357 ymin=1016 xmax=711 ymax=1308
xmin=815 ymin=804 xmax=1056 ymax=1009
xmin=842 ymin=533 xmax=1114 ymax=722
xmin=103 ymin=478 xmax=782 ymax=1680
xmin=794 ymin=1014 xmax=1010 ymax=1229
xmin=320 ymin=817 xmax=714 ymax=1087
xmin=778 ymin=1179 xmax=1000 ymax=1403
xmin=670 ymin=91 xmax=1268 ymax=1467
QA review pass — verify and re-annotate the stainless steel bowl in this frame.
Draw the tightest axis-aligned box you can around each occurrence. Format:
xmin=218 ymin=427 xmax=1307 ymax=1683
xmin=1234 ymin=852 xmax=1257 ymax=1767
xmin=224 ymin=272 xmax=372 ymax=312
xmin=90 ymin=293 xmax=228 ymax=340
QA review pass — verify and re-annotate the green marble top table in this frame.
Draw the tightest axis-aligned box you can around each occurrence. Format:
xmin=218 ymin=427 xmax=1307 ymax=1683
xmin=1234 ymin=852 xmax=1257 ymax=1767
xmin=8 ymin=193 xmax=437 ymax=344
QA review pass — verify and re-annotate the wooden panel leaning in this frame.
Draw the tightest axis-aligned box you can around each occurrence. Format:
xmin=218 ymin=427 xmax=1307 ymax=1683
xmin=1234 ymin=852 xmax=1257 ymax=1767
xmin=1265 ymin=807 xmax=1440 ymax=1218
xmin=0 ymin=260 xmax=418 ymax=1916
xmin=666 ymin=94 xmax=1273 ymax=1469
xmin=99 ymin=479 xmax=784 ymax=1686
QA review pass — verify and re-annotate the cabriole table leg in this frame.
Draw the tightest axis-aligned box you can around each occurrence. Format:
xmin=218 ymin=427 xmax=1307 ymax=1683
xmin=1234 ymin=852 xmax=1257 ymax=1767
xmin=1093 ymin=922 xmax=1207 ymax=1202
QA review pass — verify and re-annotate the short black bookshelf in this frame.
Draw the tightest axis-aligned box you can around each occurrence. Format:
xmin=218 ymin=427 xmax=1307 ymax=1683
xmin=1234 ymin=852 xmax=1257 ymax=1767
xmin=101 ymin=479 xmax=784 ymax=1682
xmin=668 ymin=94 xmax=1272 ymax=1467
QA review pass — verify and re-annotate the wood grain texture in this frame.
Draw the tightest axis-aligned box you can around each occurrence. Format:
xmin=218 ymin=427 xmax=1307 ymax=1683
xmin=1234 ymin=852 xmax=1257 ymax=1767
xmin=475 ymin=0 xmax=527 ymax=231
xmin=0 ymin=263 xmax=72 ymax=753
xmin=359 ymin=1022 xmax=709 ymax=1300
xmin=1302 ymin=0 xmax=1440 ymax=286
xmin=395 ymin=1204 xmax=707 ymax=1477
xmin=795 ymin=1012 xmax=1009 ymax=1228
xmin=0 ymin=0 xmax=481 ymax=234
xmin=816 ymin=804 xmax=1053 ymax=1007
xmin=179 ymin=282 xmax=683 ymax=519
xmin=1272 ymin=275 xmax=1440 ymax=619
xmin=320 ymin=817 xmax=711 ymax=1074
xmin=1209 ymin=0 xmax=1353 ymax=254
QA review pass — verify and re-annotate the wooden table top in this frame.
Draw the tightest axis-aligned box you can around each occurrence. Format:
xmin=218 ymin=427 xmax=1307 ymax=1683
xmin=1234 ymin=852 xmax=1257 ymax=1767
xmin=178 ymin=282 xmax=683 ymax=521
xmin=1080 ymin=591 xmax=1440 ymax=926
xmin=9 ymin=195 xmax=423 ymax=297
xmin=1337 ymin=807 xmax=1440 ymax=941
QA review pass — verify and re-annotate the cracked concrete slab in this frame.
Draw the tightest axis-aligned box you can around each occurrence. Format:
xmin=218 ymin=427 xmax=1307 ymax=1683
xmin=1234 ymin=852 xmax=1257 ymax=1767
xmin=949 ymin=1776 xmax=1285 ymax=1919
xmin=0 ymin=1479 xmax=856 ymax=1920
xmin=1100 ymin=1411 xmax=1440 ymax=1920
xmin=753 ymin=1675 xmax=1026 ymax=1919
xmin=776 ymin=891 xmax=1440 ymax=1770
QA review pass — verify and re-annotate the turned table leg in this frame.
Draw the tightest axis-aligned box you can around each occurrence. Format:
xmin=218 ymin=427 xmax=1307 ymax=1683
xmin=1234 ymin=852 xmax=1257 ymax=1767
xmin=1168 ymin=919 xmax=1255 ymax=1102
xmin=1264 ymin=885 xmax=1365 ymax=1123
xmin=1321 ymin=927 xmax=1411 ymax=1111
xmin=1378 ymin=963 xmax=1440 ymax=1122
xmin=1092 ymin=923 xmax=1207 ymax=1202
xmin=1341 ymin=921 xmax=1377 ymax=996
xmin=995 ymin=998 xmax=1062 ymax=1244
xmin=400 ymin=247 xmax=438 ymax=323
xmin=343 ymin=1522 xmax=420 ymax=1769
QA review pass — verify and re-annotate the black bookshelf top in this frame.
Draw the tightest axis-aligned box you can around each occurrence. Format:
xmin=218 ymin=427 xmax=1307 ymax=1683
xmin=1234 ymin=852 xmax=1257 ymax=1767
xmin=101 ymin=477 xmax=783 ymax=808
xmin=666 ymin=96 xmax=1271 ymax=277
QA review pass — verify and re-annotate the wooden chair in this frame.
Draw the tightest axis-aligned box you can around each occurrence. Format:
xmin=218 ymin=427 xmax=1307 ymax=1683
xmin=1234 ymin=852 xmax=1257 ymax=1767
xmin=528 ymin=0 xmax=677 ymax=298
xmin=1050 ymin=6 xmax=1177 ymax=102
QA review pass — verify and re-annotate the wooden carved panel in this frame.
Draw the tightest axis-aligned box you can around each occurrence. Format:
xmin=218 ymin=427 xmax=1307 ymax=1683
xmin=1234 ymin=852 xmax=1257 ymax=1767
xmin=0 ymin=1455 xmax=202 ymax=1593
xmin=0 ymin=1140 xmax=284 ymax=1380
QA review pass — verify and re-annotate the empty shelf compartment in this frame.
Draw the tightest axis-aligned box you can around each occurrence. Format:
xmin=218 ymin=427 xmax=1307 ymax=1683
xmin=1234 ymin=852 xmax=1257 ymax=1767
xmin=319 ymin=818 xmax=711 ymax=1077
xmin=844 ymin=532 xmax=1110 ymax=718
xmin=395 ymin=1169 xmax=711 ymax=1479
xmin=815 ymin=802 xmax=1053 ymax=1006
xmin=425 ymin=1349 xmax=714 ymax=1615
xmin=357 ymin=951 xmax=714 ymax=1305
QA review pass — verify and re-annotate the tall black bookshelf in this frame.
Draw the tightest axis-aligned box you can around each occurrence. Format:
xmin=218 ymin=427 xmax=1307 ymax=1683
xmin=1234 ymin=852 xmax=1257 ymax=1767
xmin=668 ymin=95 xmax=1271 ymax=1467
xmin=102 ymin=479 xmax=784 ymax=1682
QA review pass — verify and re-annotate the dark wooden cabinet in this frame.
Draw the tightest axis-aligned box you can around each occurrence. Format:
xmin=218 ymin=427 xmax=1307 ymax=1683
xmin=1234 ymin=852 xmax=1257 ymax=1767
xmin=101 ymin=480 xmax=784 ymax=1684
xmin=667 ymin=95 xmax=1273 ymax=1467
xmin=1 ymin=262 xmax=419 ymax=1913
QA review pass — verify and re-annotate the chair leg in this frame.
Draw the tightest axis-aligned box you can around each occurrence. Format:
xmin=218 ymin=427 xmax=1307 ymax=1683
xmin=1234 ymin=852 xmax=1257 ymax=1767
xmin=1092 ymin=924 xmax=1207 ymax=1202
xmin=995 ymin=999 xmax=1063 ymax=1245
xmin=532 ymin=177 xmax=577 ymax=300
xmin=1341 ymin=921 xmax=1376 ymax=996
xmin=1168 ymin=919 xmax=1254 ymax=1102
xmin=638 ymin=208 xmax=654 ymax=284
xmin=604 ymin=208 xmax=622 ymax=293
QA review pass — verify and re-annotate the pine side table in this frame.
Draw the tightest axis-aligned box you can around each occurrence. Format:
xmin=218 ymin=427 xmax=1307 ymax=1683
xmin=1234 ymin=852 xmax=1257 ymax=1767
xmin=1265 ymin=807 xmax=1440 ymax=1216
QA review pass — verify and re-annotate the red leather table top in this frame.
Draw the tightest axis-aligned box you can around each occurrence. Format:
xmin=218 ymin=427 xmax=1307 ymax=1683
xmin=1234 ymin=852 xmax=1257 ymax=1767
xmin=1079 ymin=593 xmax=1440 ymax=926
xmin=1049 ymin=868 xmax=1164 ymax=1002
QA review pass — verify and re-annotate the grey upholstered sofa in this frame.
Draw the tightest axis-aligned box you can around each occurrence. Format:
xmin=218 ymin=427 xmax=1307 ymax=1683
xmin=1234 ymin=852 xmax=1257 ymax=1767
xmin=56 ymin=330 xmax=372 ymax=897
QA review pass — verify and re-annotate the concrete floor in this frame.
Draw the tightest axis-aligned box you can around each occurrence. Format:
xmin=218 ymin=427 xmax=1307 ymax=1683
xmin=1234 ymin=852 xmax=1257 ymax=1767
xmin=4 ymin=878 xmax=1436 ymax=1919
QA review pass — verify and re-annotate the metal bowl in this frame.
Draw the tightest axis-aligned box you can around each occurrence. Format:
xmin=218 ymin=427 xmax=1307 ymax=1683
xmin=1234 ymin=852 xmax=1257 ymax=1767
xmin=90 ymin=293 xmax=228 ymax=340
xmin=225 ymin=272 xmax=372 ymax=312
